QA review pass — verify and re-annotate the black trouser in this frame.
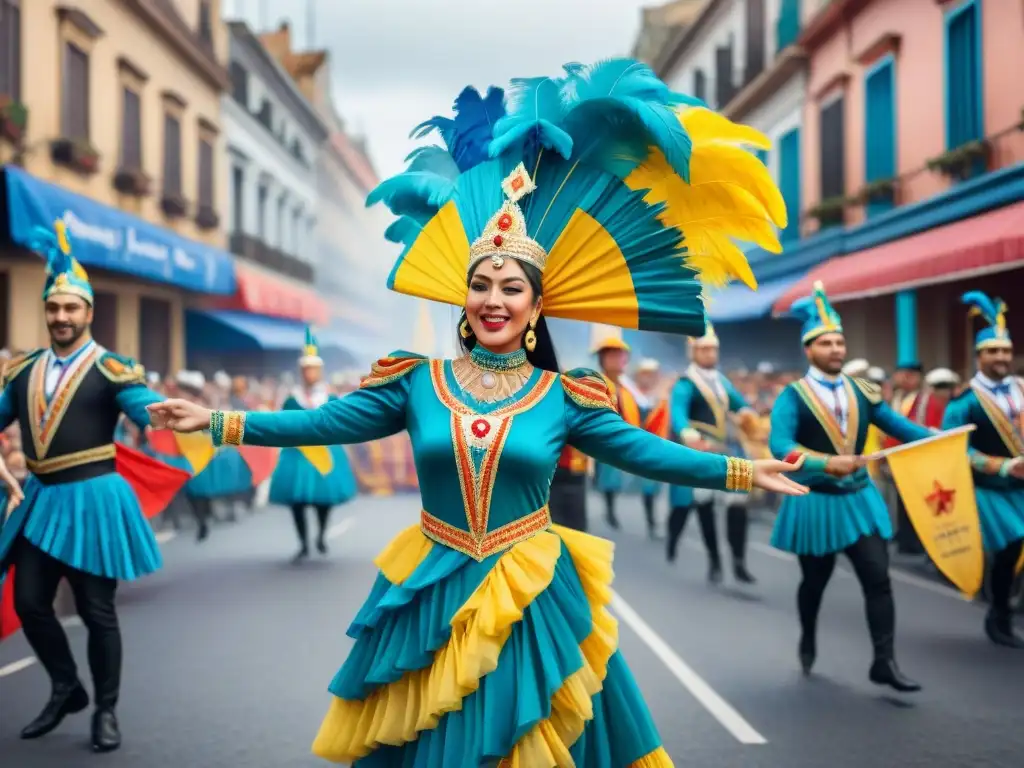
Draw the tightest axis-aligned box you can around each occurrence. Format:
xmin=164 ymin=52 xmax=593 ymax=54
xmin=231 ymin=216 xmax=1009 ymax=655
xmin=290 ymin=504 xmax=331 ymax=549
xmin=549 ymin=469 xmax=588 ymax=532
xmin=991 ymin=539 xmax=1024 ymax=614
xmin=190 ymin=496 xmax=213 ymax=539
xmin=12 ymin=539 xmax=120 ymax=708
xmin=603 ymin=491 xmax=618 ymax=526
xmin=894 ymin=497 xmax=924 ymax=555
xmin=642 ymin=493 xmax=657 ymax=536
xmin=667 ymin=502 xmax=748 ymax=565
xmin=797 ymin=533 xmax=895 ymax=660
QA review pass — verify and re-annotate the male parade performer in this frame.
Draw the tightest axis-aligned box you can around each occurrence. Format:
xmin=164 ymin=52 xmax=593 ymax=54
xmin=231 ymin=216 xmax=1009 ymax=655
xmin=0 ymin=224 xmax=179 ymax=751
xmin=592 ymin=332 xmax=641 ymax=530
xmin=941 ymin=292 xmax=1024 ymax=648
xmin=769 ymin=282 xmax=932 ymax=691
xmin=666 ymin=321 xmax=759 ymax=583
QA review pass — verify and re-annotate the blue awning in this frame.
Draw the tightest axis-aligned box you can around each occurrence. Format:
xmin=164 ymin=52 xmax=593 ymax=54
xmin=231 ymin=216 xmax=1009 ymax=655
xmin=186 ymin=310 xmax=367 ymax=356
xmin=3 ymin=166 xmax=235 ymax=295
xmin=705 ymin=274 xmax=807 ymax=323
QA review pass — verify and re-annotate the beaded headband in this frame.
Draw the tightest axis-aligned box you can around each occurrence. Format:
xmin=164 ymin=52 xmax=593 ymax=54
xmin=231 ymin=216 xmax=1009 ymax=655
xmin=467 ymin=163 xmax=547 ymax=275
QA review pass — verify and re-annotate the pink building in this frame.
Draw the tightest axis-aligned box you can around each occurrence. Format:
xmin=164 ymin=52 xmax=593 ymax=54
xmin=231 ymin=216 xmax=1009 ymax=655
xmin=774 ymin=0 xmax=1024 ymax=375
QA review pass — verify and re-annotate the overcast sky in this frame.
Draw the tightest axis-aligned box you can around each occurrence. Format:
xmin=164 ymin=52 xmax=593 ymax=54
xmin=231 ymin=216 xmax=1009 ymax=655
xmin=224 ymin=0 xmax=652 ymax=178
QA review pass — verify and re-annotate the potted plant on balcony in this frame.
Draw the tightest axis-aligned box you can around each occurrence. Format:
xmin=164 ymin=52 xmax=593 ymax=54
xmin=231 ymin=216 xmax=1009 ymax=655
xmin=50 ymin=137 xmax=100 ymax=175
xmin=0 ymin=97 xmax=28 ymax=144
xmin=113 ymin=168 xmax=152 ymax=197
xmin=853 ymin=178 xmax=897 ymax=208
xmin=160 ymin=192 xmax=189 ymax=219
xmin=807 ymin=196 xmax=847 ymax=228
xmin=926 ymin=139 xmax=990 ymax=181
xmin=195 ymin=205 xmax=220 ymax=231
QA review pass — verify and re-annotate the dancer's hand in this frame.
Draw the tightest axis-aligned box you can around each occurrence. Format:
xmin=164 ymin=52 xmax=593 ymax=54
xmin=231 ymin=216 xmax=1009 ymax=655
xmin=1007 ymin=458 xmax=1024 ymax=479
xmin=147 ymin=399 xmax=213 ymax=433
xmin=0 ymin=458 xmax=24 ymax=517
xmin=825 ymin=454 xmax=866 ymax=477
xmin=752 ymin=458 xmax=809 ymax=496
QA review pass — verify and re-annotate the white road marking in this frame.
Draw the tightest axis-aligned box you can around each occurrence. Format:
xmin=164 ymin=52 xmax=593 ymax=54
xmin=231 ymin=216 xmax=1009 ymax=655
xmin=326 ymin=517 xmax=355 ymax=540
xmin=155 ymin=530 xmax=177 ymax=544
xmin=0 ymin=656 xmax=36 ymax=678
xmin=610 ymin=591 xmax=768 ymax=745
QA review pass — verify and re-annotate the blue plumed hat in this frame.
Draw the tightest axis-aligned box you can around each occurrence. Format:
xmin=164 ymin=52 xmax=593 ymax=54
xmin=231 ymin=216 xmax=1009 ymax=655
xmin=299 ymin=325 xmax=323 ymax=367
xmin=962 ymin=291 xmax=1011 ymax=350
xmin=790 ymin=281 xmax=843 ymax=344
xmin=370 ymin=59 xmax=787 ymax=338
xmin=33 ymin=220 xmax=93 ymax=305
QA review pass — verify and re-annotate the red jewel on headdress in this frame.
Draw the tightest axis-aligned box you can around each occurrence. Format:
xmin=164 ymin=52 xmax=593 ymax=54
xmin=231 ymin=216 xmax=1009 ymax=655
xmin=492 ymin=235 xmax=503 ymax=247
xmin=471 ymin=419 xmax=490 ymax=438
xmin=497 ymin=213 xmax=512 ymax=231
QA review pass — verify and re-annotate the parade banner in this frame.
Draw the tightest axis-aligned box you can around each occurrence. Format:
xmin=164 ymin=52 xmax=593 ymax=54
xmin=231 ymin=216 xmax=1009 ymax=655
xmin=298 ymin=445 xmax=334 ymax=476
xmin=115 ymin=444 xmax=192 ymax=519
xmin=869 ymin=425 xmax=983 ymax=598
xmin=173 ymin=432 xmax=216 ymax=475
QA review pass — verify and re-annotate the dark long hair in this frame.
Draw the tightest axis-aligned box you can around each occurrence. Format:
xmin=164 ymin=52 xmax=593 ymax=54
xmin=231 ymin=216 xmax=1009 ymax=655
xmin=458 ymin=260 xmax=562 ymax=373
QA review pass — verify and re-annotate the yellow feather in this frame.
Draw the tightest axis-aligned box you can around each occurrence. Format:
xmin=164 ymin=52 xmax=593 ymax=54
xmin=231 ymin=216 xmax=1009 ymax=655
xmin=689 ymin=144 xmax=787 ymax=227
xmin=678 ymin=107 xmax=771 ymax=150
xmin=72 ymin=258 xmax=89 ymax=281
xmin=684 ymin=230 xmax=758 ymax=290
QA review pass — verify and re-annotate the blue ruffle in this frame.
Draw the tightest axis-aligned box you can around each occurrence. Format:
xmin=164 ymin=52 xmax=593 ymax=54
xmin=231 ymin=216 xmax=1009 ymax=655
xmin=771 ymin=482 xmax=892 ymax=556
xmin=187 ymin=446 xmax=252 ymax=499
xmin=976 ymin=487 xmax=1024 ymax=552
xmin=0 ymin=474 xmax=162 ymax=581
xmin=268 ymin=445 xmax=357 ymax=507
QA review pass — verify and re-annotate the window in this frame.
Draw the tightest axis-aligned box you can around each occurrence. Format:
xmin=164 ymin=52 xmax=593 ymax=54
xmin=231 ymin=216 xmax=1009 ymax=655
xmin=755 ymin=149 xmax=768 ymax=165
xmin=693 ymin=69 xmax=706 ymax=102
xmin=162 ymin=113 xmax=182 ymax=196
xmin=198 ymin=1 xmax=212 ymax=45
xmin=777 ymin=128 xmax=801 ymax=242
xmin=0 ymin=0 xmax=21 ymax=103
xmin=745 ymin=0 xmax=766 ymax=84
xmin=229 ymin=61 xmax=248 ymax=107
xmin=198 ymin=137 xmax=214 ymax=208
xmin=91 ymin=291 xmax=118 ymax=350
xmin=819 ymin=95 xmax=845 ymax=203
xmin=293 ymin=208 xmax=302 ymax=256
xmin=714 ymin=43 xmax=734 ymax=108
xmin=138 ymin=298 xmax=171 ymax=378
xmin=257 ymin=184 xmax=268 ymax=238
xmin=231 ymin=167 xmax=244 ymax=233
xmin=61 ymin=42 xmax=90 ymax=139
xmin=776 ymin=0 xmax=801 ymax=54
xmin=276 ymin=195 xmax=286 ymax=249
xmin=864 ymin=57 xmax=896 ymax=216
xmin=944 ymin=0 xmax=983 ymax=151
xmin=120 ymin=87 xmax=142 ymax=169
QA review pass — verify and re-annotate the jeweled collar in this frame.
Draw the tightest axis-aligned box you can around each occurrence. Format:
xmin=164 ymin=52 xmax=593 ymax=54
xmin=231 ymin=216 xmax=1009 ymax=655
xmin=469 ymin=345 xmax=528 ymax=372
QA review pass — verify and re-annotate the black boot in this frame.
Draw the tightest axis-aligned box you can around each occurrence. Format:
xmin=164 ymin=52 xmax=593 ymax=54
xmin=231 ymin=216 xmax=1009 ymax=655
xmin=91 ymin=708 xmax=121 ymax=752
xmin=666 ymin=506 xmax=690 ymax=563
xmin=20 ymin=682 xmax=89 ymax=739
xmin=604 ymin=491 xmax=620 ymax=530
xmin=727 ymin=506 xmax=755 ymax=583
xmin=733 ymin=561 xmax=756 ymax=584
xmin=292 ymin=546 xmax=309 ymax=564
xmin=316 ymin=535 xmax=328 ymax=555
xmin=798 ymin=634 xmax=816 ymax=675
xmin=869 ymin=658 xmax=922 ymax=693
xmin=984 ymin=608 xmax=1024 ymax=648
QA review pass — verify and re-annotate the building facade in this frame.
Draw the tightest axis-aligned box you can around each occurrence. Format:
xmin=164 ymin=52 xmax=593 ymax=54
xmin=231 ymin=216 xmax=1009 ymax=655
xmin=0 ymin=0 xmax=237 ymax=376
xmin=187 ymin=19 xmax=328 ymax=375
xmin=773 ymin=0 xmax=1024 ymax=376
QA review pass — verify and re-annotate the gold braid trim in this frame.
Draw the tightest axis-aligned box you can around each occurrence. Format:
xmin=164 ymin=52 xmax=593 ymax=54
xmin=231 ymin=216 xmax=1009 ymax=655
xmin=97 ymin=353 xmax=146 ymax=385
xmin=359 ymin=355 xmax=427 ymax=389
xmin=725 ymin=457 xmax=754 ymax=492
xmin=2 ymin=349 xmax=42 ymax=387
xmin=850 ymin=376 xmax=882 ymax=405
xmin=25 ymin=444 xmax=116 ymax=474
xmin=216 ymin=411 xmax=246 ymax=446
xmin=561 ymin=373 xmax=616 ymax=411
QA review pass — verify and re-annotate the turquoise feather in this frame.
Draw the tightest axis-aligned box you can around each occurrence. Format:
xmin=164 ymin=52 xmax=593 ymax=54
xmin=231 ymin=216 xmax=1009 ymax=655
xmin=489 ymin=77 xmax=574 ymax=160
xmin=404 ymin=146 xmax=460 ymax=180
xmin=29 ymin=225 xmax=69 ymax=275
xmin=962 ymin=290 xmax=1002 ymax=326
xmin=410 ymin=116 xmax=455 ymax=144
xmin=383 ymin=217 xmax=422 ymax=245
xmin=365 ymin=172 xmax=456 ymax=214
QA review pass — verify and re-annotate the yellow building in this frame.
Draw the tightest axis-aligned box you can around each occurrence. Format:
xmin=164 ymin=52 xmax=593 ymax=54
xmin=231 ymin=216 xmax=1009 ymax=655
xmin=0 ymin=0 xmax=235 ymax=377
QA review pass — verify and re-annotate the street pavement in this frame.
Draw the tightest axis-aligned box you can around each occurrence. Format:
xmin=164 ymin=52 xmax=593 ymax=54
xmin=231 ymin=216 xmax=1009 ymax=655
xmin=2 ymin=492 xmax=1023 ymax=767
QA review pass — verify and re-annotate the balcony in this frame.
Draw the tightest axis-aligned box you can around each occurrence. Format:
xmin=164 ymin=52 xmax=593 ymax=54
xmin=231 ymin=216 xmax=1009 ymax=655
xmin=229 ymin=232 xmax=315 ymax=283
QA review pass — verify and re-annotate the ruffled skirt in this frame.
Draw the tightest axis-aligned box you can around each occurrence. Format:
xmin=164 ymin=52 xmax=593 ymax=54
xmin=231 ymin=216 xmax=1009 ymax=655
xmin=976 ymin=487 xmax=1024 ymax=553
xmin=312 ymin=524 xmax=671 ymax=767
xmin=187 ymin=446 xmax=253 ymax=499
xmin=771 ymin=483 xmax=892 ymax=556
xmin=0 ymin=474 xmax=162 ymax=581
xmin=269 ymin=446 xmax=358 ymax=508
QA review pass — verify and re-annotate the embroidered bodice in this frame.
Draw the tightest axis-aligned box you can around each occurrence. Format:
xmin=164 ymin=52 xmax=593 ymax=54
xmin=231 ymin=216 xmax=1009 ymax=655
xmin=214 ymin=352 xmax=753 ymax=561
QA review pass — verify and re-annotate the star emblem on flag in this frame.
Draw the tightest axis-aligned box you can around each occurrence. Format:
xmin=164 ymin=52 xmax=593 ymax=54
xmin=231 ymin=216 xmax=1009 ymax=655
xmin=925 ymin=480 xmax=956 ymax=516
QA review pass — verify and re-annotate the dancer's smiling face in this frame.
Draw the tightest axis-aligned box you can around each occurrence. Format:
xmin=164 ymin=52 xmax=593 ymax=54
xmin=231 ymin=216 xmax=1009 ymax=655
xmin=465 ymin=258 xmax=541 ymax=354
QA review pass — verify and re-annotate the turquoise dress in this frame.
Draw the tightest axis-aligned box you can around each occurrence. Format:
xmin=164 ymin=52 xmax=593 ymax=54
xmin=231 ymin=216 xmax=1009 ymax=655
xmin=941 ymin=383 xmax=1024 ymax=552
xmin=211 ymin=351 xmax=751 ymax=766
xmin=769 ymin=374 xmax=932 ymax=556
xmin=186 ymin=444 xmax=253 ymax=500
xmin=668 ymin=367 xmax=752 ymax=508
xmin=267 ymin=389 xmax=358 ymax=508
xmin=0 ymin=347 xmax=164 ymax=582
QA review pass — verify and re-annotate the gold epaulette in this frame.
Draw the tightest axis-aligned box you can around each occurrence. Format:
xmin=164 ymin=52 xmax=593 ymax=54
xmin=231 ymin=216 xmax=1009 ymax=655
xmin=2 ymin=348 xmax=43 ymax=388
xmin=96 ymin=352 xmax=146 ymax=385
xmin=850 ymin=376 xmax=882 ymax=405
xmin=359 ymin=352 xmax=428 ymax=389
xmin=561 ymin=368 xmax=616 ymax=411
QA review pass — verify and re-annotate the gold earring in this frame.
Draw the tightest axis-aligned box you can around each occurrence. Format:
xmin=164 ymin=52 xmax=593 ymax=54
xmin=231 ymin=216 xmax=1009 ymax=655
xmin=459 ymin=319 xmax=472 ymax=339
xmin=524 ymin=319 xmax=537 ymax=352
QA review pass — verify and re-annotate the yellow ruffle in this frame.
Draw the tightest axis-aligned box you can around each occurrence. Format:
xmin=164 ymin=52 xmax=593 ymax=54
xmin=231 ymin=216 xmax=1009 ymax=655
xmin=312 ymin=529 xmax=563 ymax=763
xmin=374 ymin=523 xmax=434 ymax=584
xmin=499 ymin=525 xmax=622 ymax=768
xmin=631 ymin=746 xmax=674 ymax=766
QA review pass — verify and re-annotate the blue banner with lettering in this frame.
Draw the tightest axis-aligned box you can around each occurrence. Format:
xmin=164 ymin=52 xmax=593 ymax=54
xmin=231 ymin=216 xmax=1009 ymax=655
xmin=2 ymin=166 xmax=236 ymax=295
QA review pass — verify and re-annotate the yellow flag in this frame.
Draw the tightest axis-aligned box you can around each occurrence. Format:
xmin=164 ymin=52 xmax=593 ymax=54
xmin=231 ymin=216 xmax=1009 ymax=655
xmin=174 ymin=432 xmax=216 ymax=475
xmin=885 ymin=428 xmax=983 ymax=598
xmin=298 ymin=445 xmax=334 ymax=476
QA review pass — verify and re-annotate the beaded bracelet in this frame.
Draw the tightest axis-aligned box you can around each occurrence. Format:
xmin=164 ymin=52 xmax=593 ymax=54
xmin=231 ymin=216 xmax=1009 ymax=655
xmin=210 ymin=410 xmax=225 ymax=447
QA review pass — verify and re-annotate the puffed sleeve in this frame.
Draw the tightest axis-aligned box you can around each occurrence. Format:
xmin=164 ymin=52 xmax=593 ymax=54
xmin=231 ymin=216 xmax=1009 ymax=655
xmin=562 ymin=369 xmax=751 ymax=492
xmin=212 ymin=353 xmax=425 ymax=448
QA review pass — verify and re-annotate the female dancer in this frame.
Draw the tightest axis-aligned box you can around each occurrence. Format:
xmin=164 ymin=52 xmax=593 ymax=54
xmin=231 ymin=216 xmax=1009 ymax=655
xmin=148 ymin=59 xmax=804 ymax=767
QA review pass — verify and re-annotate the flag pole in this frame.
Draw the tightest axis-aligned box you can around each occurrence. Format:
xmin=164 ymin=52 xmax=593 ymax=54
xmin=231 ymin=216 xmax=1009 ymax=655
xmin=864 ymin=424 xmax=976 ymax=462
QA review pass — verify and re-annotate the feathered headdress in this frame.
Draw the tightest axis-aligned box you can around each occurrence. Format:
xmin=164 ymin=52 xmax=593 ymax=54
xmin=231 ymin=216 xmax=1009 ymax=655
xmin=370 ymin=59 xmax=786 ymax=338
xmin=299 ymin=326 xmax=323 ymax=367
xmin=688 ymin=318 xmax=719 ymax=349
xmin=962 ymin=291 xmax=1011 ymax=350
xmin=33 ymin=220 xmax=93 ymax=304
xmin=790 ymin=281 xmax=843 ymax=344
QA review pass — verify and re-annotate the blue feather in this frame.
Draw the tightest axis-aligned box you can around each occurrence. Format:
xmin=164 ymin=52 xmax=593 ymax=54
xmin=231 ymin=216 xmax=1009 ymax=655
xmin=409 ymin=116 xmax=456 ymax=146
xmin=788 ymin=296 xmax=818 ymax=323
xmin=365 ymin=172 xmax=456 ymax=215
xmin=448 ymin=86 xmax=506 ymax=171
xmin=404 ymin=146 xmax=460 ymax=180
xmin=28 ymin=225 xmax=68 ymax=274
xmin=489 ymin=77 xmax=574 ymax=160
xmin=383 ymin=217 xmax=422 ymax=245
xmin=561 ymin=59 xmax=671 ymax=107
xmin=961 ymin=290 xmax=1000 ymax=325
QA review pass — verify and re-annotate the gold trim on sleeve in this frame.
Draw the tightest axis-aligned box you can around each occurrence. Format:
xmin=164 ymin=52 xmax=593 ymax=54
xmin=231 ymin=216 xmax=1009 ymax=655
xmin=25 ymin=443 xmax=116 ymax=474
xmin=222 ymin=411 xmax=246 ymax=446
xmin=725 ymin=457 xmax=754 ymax=493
